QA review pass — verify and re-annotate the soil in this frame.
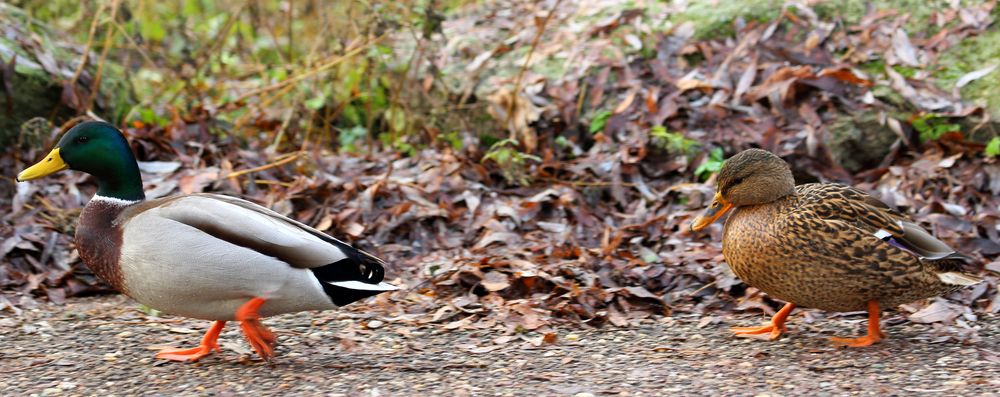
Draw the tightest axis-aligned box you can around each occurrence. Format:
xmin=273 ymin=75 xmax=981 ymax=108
xmin=1 ymin=295 xmax=999 ymax=396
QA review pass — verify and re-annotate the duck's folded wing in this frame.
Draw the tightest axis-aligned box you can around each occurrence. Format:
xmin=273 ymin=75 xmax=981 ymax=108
xmin=138 ymin=194 xmax=378 ymax=270
xmin=796 ymin=184 xmax=904 ymax=234
xmin=795 ymin=183 xmax=973 ymax=265
xmin=885 ymin=222 xmax=971 ymax=261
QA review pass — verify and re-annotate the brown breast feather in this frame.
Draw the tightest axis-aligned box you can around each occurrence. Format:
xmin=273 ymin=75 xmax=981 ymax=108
xmin=76 ymin=200 xmax=129 ymax=294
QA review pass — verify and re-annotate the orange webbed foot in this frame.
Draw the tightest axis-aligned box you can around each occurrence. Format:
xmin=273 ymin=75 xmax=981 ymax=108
xmin=155 ymin=346 xmax=216 ymax=362
xmin=731 ymin=302 xmax=796 ymax=341
xmin=830 ymin=334 xmax=882 ymax=347
xmin=155 ymin=320 xmax=226 ymax=362
xmin=830 ymin=300 xmax=884 ymax=348
xmin=732 ymin=323 xmax=786 ymax=340
xmin=236 ymin=297 xmax=276 ymax=361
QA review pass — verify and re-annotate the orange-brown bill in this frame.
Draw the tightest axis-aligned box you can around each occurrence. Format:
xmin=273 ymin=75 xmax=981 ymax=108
xmin=689 ymin=192 xmax=733 ymax=232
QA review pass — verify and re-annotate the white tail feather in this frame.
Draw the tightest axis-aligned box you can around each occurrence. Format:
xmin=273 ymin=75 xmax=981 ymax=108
xmin=937 ymin=272 xmax=982 ymax=286
xmin=326 ymin=280 xmax=400 ymax=291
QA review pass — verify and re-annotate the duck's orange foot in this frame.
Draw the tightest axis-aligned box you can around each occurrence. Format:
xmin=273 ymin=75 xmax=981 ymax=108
xmin=830 ymin=334 xmax=882 ymax=347
xmin=829 ymin=300 xmax=884 ymax=348
xmin=732 ymin=323 xmax=786 ymax=340
xmin=731 ymin=302 xmax=796 ymax=341
xmin=155 ymin=320 xmax=226 ymax=362
xmin=155 ymin=345 xmax=216 ymax=362
xmin=236 ymin=297 xmax=277 ymax=361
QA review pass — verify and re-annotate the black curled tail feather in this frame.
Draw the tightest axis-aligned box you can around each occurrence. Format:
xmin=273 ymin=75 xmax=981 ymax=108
xmin=311 ymin=241 xmax=385 ymax=284
xmin=310 ymin=242 xmax=390 ymax=306
xmin=355 ymin=248 xmax=386 ymax=283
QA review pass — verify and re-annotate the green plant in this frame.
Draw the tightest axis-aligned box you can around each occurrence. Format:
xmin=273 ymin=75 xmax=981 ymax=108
xmin=893 ymin=65 xmax=918 ymax=78
xmin=589 ymin=110 xmax=613 ymax=134
xmin=137 ymin=303 xmax=162 ymax=317
xmin=378 ymin=130 xmax=418 ymax=157
xmin=338 ymin=126 xmax=368 ymax=153
xmin=133 ymin=107 xmax=170 ymax=127
xmin=695 ymin=147 xmax=725 ymax=181
xmin=482 ymin=138 xmax=541 ymax=186
xmin=650 ymin=126 xmax=699 ymax=154
xmin=555 ymin=135 xmax=571 ymax=149
xmin=986 ymin=137 xmax=1000 ymax=157
xmin=439 ymin=131 xmax=463 ymax=151
xmin=912 ymin=114 xmax=961 ymax=142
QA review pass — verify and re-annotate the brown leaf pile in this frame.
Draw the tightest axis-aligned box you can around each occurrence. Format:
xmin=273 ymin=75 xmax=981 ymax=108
xmin=2 ymin=1 xmax=999 ymax=334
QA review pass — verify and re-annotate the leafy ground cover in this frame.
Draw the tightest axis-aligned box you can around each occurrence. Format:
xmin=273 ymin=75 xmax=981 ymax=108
xmin=1 ymin=1 xmax=998 ymax=342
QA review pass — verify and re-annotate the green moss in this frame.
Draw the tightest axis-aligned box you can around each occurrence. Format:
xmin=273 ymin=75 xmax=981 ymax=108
xmin=668 ymin=0 xmax=1000 ymax=122
xmin=0 ymin=4 xmax=134 ymax=144
xmin=858 ymin=60 xmax=886 ymax=79
xmin=669 ymin=0 xmax=782 ymax=40
xmin=0 ymin=33 xmax=62 ymax=144
xmin=813 ymin=0 xmax=952 ymax=33
xmin=533 ymin=55 xmax=569 ymax=81
xmin=869 ymin=84 xmax=909 ymax=110
xmin=828 ymin=111 xmax=899 ymax=172
xmin=672 ymin=0 xmax=955 ymax=41
xmin=97 ymin=62 xmax=134 ymax=124
xmin=935 ymin=27 xmax=1000 ymax=118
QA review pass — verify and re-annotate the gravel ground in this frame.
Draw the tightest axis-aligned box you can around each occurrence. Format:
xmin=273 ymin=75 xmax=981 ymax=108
xmin=1 ymin=295 xmax=998 ymax=396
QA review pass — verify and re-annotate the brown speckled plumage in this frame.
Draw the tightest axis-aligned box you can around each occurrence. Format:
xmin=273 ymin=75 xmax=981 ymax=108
xmin=695 ymin=148 xmax=980 ymax=312
xmin=723 ymin=182 xmax=969 ymax=312
xmin=692 ymin=149 xmax=981 ymax=345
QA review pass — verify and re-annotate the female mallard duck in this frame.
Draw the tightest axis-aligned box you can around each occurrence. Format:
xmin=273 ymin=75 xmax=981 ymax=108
xmin=17 ymin=121 xmax=398 ymax=362
xmin=690 ymin=148 xmax=981 ymax=347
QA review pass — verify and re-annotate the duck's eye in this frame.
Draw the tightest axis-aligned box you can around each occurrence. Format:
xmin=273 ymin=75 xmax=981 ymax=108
xmin=731 ymin=176 xmax=744 ymax=186
xmin=76 ymin=136 xmax=89 ymax=144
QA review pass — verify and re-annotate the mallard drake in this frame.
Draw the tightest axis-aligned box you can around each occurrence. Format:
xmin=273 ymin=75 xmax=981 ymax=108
xmin=17 ymin=121 xmax=398 ymax=362
xmin=690 ymin=148 xmax=981 ymax=347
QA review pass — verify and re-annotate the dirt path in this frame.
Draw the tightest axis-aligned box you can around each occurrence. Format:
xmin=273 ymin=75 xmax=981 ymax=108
xmin=1 ymin=295 xmax=998 ymax=396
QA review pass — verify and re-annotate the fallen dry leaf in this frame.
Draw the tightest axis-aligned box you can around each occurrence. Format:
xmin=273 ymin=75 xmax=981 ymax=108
xmin=481 ymin=271 xmax=511 ymax=292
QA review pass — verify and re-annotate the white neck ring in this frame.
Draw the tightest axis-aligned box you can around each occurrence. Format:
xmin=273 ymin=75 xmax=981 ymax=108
xmin=91 ymin=195 xmax=141 ymax=206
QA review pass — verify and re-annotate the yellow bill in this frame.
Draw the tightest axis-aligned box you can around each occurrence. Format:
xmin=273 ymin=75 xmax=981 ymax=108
xmin=690 ymin=192 xmax=734 ymax=232
xmin=17 ymin=148 xmax=68 ymax=182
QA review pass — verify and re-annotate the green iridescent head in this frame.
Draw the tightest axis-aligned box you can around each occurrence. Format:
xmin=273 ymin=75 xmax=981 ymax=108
xmin=17 ymin=121 xmax=145 ymax=201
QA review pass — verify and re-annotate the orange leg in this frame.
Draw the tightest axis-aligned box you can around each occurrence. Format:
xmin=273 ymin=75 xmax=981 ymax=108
xmin=732 ymin=302 xmax=796 ymax=341
xmin=830 ymin=300 xmax=884 ymax=347
xmin=155 ymin=320 xmax=226 ymax=362
xmin=236 ymin=297 xmax=276 ymax=361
